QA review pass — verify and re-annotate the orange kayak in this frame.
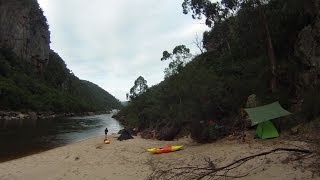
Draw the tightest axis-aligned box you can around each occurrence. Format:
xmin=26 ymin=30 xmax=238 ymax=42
xmin=147 ymin=145 xmax=183 ymax=154
xmin=104 ymin=139 xmax=110 ymax=144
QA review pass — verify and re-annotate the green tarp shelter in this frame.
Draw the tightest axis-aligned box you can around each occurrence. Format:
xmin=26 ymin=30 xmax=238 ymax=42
xmin=244 ymin=101 xmax=291 ymax=139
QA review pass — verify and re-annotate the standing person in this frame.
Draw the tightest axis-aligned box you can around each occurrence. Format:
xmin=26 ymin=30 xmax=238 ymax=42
xmin=104 ymin=127 xmax=108 ymax=140
xmin=104 ymin=127 xmax=110 ymax=144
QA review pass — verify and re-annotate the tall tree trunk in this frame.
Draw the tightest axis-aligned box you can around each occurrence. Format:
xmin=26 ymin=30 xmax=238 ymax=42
xmin=261 ymin=8 xmax=277 ymax=93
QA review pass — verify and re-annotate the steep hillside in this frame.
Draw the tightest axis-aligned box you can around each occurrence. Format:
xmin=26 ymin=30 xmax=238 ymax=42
xmin=116 ymin=0 xmax=320 ymax=142
xmin=0 ymin=48 xmax=122 ymax=112
xmin=0 ymin=0 xmax=122 ymax=113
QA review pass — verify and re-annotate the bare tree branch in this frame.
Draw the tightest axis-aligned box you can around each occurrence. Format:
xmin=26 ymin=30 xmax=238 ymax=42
xmin=193 ymin=33 xmax=205 ymax=54
xmin=148 ymin=148 xmax=313 ymax=180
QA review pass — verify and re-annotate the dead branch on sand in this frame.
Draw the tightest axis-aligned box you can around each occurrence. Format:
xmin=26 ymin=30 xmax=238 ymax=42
xmin=147 ymin=148 xmax=312 ymax=180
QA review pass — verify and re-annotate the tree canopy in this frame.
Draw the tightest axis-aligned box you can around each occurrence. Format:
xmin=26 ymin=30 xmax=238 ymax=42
xmin=129 ymin=76 xmax=148 ymax=100
xmin=161 ymin=45 xmax=192 ymax=78
xmin=116 ymin=0 xmax=319 ymax=142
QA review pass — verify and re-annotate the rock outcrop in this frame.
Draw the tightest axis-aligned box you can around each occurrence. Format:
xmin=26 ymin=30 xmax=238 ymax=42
xmin=0 ymin=0 xmax=50 ymax=72
xmin=294 ymin=1 xmax=320 ymax=90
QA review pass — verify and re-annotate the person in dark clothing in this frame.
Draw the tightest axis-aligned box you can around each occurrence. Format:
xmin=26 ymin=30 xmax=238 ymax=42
xmin=104 ymin=128 xmax=108 ymax=139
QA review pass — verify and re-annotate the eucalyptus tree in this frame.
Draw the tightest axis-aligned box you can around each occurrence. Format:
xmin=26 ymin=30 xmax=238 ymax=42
xmin=182 ymin=0 xmax=280 ymax=92
xmin=129 ymin=76 xmax=148 ymax=100
xmin=161 ymin=45 xmax=192 ymax=78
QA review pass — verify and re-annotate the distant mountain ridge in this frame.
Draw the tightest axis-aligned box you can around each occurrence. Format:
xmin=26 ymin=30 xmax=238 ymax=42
xmin=121 ymin=101 xmax=129 ymax=106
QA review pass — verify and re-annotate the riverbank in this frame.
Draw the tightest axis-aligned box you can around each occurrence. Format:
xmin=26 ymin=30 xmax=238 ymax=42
xmin=0 ymin=110 xmax=113 ymax=129
xmin=0 ymin=132 xmax=318 ymax=180
xmin=0 ymin=113 xmax=123 ymax=163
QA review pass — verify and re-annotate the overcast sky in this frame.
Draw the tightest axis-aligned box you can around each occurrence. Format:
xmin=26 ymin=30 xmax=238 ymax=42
xmin=37 ymin=0 xmax=209 ymax=101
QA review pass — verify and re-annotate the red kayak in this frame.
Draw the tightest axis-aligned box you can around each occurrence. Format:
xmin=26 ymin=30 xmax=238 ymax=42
xmin=147 ymin=145 xmax=183 ymax=154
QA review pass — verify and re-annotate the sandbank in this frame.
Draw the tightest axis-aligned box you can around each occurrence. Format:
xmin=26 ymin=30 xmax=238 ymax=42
xmin=0 ymin=133 xmax=318 ymax=180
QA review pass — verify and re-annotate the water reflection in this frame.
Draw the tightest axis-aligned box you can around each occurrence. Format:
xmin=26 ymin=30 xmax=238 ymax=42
xmin=0 ymin=114 xmax=123 ymax=162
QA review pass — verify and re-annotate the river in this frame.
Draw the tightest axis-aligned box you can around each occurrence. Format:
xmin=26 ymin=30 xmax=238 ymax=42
xmin=0 ymin=114 xmax=123 ymax=162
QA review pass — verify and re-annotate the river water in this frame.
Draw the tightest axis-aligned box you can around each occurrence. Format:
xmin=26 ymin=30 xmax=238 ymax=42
xmin=0 ymin=114 xmax=123 ymax=162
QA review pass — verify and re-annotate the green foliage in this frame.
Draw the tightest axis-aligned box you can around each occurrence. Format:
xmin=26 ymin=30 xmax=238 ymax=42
xmin=118 ymin=0 xmax=318 ymax=142
xmin=119 ymin=53 xmax=259 ymax=131
xmin=75 ymin=80 xmax=123 ymax=111
xmin=44 ymin=50 xmax=69 ymax=88
xmin=129 ymin=76 xmax=148 ymax=100
xmin=161 ymin=45 xmax=192 ymax=78
xmin=182 ymin=0 xmax=243 ymax=27
xmin=0 ymin=48 xmax=122 ymax=112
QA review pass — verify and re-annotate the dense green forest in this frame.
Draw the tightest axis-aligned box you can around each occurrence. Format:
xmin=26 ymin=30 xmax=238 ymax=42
xmin=116 ymin=0 xmax=320 ymax=142
xmin=0 ymin=48 xmax=122 ymax=113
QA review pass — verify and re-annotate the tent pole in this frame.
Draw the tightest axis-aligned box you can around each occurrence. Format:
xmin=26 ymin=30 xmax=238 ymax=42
xmin=240 ymin=108 xmax=245 ymax=142
xmin=261 ymin=122 xmax=264 ymax=139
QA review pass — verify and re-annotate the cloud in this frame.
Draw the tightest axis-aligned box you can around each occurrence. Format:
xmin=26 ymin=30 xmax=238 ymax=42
xmin=38 ymin=0 xmax=209 ymax=101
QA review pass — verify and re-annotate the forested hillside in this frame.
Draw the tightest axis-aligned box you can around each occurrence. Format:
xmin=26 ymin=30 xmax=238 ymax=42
xmin=116 ymin=0 xmax=320 ymax=142
xmin=0 ymin=48 xmax=122 ymax=112
xmin=0 ymin=0 xmax=122 ymax=113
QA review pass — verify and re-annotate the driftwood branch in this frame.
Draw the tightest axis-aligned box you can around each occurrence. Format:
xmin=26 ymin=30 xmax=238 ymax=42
xmin=148 ymin=148 xmax=312 ymax=180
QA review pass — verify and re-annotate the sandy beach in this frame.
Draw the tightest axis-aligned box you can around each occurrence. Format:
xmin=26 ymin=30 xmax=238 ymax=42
xmin=0 ymin=132 xmax=318 ymax=180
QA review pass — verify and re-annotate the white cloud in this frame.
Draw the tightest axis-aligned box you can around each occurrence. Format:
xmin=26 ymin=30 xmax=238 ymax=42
xmin=38 ymin=0 xmax=209 ymax=101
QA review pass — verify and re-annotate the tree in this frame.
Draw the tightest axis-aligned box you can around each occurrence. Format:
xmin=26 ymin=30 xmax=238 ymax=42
xmin=161 ymin=45 xmax=192 ymax=78
xmin=193 ymin=33 xmax=206 ymax=54
xmin=182 ymin=0 xmax=235 ymax=27
xmin=182 ymin=0 xmax=278 ymax=92
xmin=129 ymin=76 xmax=148 ymax=100
xmin=126 ymin=93 xmax=129 ymax=100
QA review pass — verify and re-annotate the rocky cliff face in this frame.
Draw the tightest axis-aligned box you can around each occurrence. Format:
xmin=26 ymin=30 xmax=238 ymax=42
xmin=294 ymin=1 xmax=320 ymax=90
xmin=0 ymin=0 xmax=50 ymax=72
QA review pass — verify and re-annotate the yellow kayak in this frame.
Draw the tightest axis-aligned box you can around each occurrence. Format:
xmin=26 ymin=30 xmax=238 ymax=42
xmin=104 ymin=139 xmax=110 ymax=144
xmin=147 ymin=145 xmax=183 ymax=154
